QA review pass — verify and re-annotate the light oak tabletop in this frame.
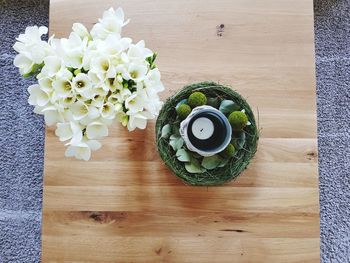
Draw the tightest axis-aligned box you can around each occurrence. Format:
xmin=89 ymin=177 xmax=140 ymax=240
xmin=42 ymin=0 xmax=319 ymax=262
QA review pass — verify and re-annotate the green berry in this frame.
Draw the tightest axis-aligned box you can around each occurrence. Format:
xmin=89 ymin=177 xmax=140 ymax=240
xmin=220 ymin=144 xmax=236 ymax=158
xmin=228 ymin=111 xmax=248 ymax=131
xmin=176 ymin=104 xmax=192 ymax=119
xmin=188 ymin=92 xmax=207 ymax=108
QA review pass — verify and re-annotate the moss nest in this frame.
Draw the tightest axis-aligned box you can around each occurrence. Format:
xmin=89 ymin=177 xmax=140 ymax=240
xmin=155 ymin=82 xmax=259 ymax=186
xmin=229 ymin=111 xmax=248 ymax=131
xmin=220 ymin=144 xmax=236 ymax=159
xmin=176 ymin=104 xmax=191 ymax=120
xmin=188 ymin=91 xmax=207 ymax=108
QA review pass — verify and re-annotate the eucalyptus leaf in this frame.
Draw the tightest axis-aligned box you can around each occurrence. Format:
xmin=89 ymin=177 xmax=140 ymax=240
xmin=232 ymin=132 xmax=246 ymax=150
xmin=218 ymin=158 xmax=229 ymax=168
xmin=185 ymin=158 xmax=206 ymax=173
xmin=207 ymin=97 xmax=220 ymax=108
xmin=172 ymin=125 xmax=181 ymax=136
xmin=169 ymin=135 xmax=184 ymax=151
xmin=176 ymin=148 xmax=191 ymax=162
xmin=201 ymin=154 xmax=223 ymax=170
xmin=191 ymin=152 xmax=203 ymax=159
xmin=219 ymin=100 xmax=240 ymax=115
xmin=161 ymin=124 xmax=171 ymax=139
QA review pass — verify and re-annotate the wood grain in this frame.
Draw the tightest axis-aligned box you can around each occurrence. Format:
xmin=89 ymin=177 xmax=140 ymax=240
xmin=43 ymin=0 xmax=319 ymax=262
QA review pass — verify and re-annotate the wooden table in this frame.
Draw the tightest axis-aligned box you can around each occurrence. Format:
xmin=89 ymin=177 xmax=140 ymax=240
xmin=43 ymin=0 xmax=319 ymax=262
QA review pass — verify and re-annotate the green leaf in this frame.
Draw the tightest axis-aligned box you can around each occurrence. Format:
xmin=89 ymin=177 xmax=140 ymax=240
xmin=218 ymin=158 xmax=229 ymax=167
xmin=232 ymin=132 xmax=246 ymax=150
xmin=169 ymin=135 xmax=184 ymax=151
xmin=191 ymin=152 xmax=203 ymax=159
xmin=185 ymin=158 xmax=206 ymax=173
xmin=172 ymin=125 xmax=181 ymax=136
xmin=201 ymin=155 xmax=223 ymax=170
xmin=176 ymin=148 xmax=191 ymax=162
xmin=22 ymin=63 xmax=44 ymax=78
xmin=146 ymin=52 xmax=157 ymax=68
xmin=161 ymin=124 xmax=171 ymax=139
xmin=207 ymin=97 xmax=220 ymax=108
xmin=219 ymin=100 xmax=240 ymax=115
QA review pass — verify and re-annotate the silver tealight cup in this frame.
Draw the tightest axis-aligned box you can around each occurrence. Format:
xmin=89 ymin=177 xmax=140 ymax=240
xmin=179 ymin=105 xmax=232 ymax=157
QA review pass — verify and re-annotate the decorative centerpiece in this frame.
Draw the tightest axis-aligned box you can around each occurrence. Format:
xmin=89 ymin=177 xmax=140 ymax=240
xmin=13 ymin=7 xmax=164 ymax=160
xmin=156 ymin=82 xmax=258 ymax=186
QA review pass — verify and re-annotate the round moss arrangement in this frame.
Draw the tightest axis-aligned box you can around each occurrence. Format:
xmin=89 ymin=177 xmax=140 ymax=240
xmin=188 ymin=91 xmax=207 ymax=108
xmin=176 ymin=104 xmax=191 ymax=119
xmin=229 ymin=111 xmax=248 ymax=131
xmin=220 ymin=144 xmax=236 ymax=158
xmin=155 ymin=82 xmax=259 ymax=186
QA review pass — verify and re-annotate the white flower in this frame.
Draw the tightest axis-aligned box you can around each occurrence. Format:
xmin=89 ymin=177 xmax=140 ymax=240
xmin=13 ymin=54 xmax=35 ymax=75
xmin=41 ymin=106 xmax=61 ymax=126
xmin=125 ymin=89 xmax=147 ymax=113
xmin=126 ymin=63 xmax=148 ymax=82
xmin=144 ymin=68 xmax=165 ymax=93
xmin=60 ymin=32 xmax=88 ymax=68
xmin=97 ymin=34 xmax=131 ymax=56
xmin=14 ymin=7 xmax=165 ymax=160
xmin=87 ymin=105 xmax=100 ymax=119
xmin=100 ymin=102 xmax=115 ymax=119
xmin=55 ymin=122 xmax=82 ymax=144
xmin=144 ymin=93 xmax=163 ymax=116
xmin=105 ymin=77 xmax=122 ymax=92
xmin=60 ymin=96 xmax=76 ymax=107
xmin=90 ymin=55 xmax=116 ymax=79
xmin=65 ymin=139 xmax=101 ymax=161
xmin=27 ymin=84 xmax=49 ymax=107
xmin=53 ymin=77 xmax=72 ymax=99
xmin=87 ymin=70 xmax=104 ymax=86
xmin=86 ymin=122 xmax=108 ymax=139
xmin=127 ymin=40 xmax=153 ymax=61
xmin=91 ymin=94 xmax=105 ymax=108
xmin=41 ymin=56 xmax=63 ymax=77
xmin=115 ymin=87 xmax=131 ymax=103
xmin=127 ymin=111 xmax=154 ymax=131
xmin=70 ymin=101 xmax=89 ymax=120
xmin=72 ymin=23 xmax=91 ymax=40
xmin=13 ymin=26 xmax=51 ymax=66
xmin=91 ymin=7 xmax=129 ymax=40
xmin=38 ymin=77 xmax=53 ymax=93
xmin=72 ymin=73 xmax=92 ymax=96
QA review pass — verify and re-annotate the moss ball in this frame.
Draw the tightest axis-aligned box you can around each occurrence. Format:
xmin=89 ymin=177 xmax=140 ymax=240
xmin=228 ymin=111 xmax=248 ymax=131
xmin=188 ymin=92 xmax=207 ymax=108
xmin=220 ymin=144 xmax=236 ymax=158
xmin=176 ymin=104 xmax=192 ymax=119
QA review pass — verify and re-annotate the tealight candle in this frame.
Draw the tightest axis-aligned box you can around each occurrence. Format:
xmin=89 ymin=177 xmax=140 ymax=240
xmin=180 ymin=105 xmax=232 ymax=157
xmin=191 ymin=117 xmax=214 ymax=140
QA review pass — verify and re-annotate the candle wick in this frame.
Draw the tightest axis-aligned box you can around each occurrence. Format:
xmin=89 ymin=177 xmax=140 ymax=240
xmin=200 ymin=128 xmax=203 ymax=132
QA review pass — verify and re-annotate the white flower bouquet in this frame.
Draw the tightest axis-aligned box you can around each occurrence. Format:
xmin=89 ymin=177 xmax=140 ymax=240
xmin=13 ymin=7 xmax=164 ymax=161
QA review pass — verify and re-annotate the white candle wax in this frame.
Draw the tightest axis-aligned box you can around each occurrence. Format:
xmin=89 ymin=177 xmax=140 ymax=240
xmin=191 ymin=117 xmax=214 ymax=140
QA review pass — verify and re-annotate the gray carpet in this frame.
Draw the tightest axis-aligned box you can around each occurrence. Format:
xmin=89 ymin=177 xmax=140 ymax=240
xmin=315 ymin=0 xmax=350 ymax=262
xmin=0 ymin=1 xmax=48 ymax=262
xmin=0 ymin=0 xmax=349 ymax=262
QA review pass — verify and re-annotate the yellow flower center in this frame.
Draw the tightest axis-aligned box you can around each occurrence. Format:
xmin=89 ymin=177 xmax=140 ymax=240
xmin=130 ymin=71 xmax=138 ymax=79
xmin=64 ymin=82 xmax=71 ymax=91
xmin=76 ymin=81 xmax=85 ymax=88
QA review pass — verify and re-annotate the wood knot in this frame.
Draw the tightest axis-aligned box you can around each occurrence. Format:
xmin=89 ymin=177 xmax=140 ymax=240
xmin=306 ymin=151 xmax=317 ymax=160
xmin=155 ymin=247 xmax=162 ymax=255
xmin=89 ymin=212 xmax=106 ymax=222
xmin=216 ymin=24 xmax=225 ymax=37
